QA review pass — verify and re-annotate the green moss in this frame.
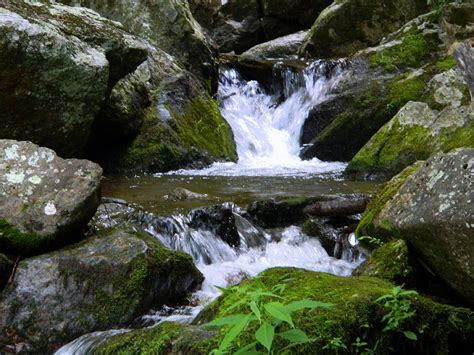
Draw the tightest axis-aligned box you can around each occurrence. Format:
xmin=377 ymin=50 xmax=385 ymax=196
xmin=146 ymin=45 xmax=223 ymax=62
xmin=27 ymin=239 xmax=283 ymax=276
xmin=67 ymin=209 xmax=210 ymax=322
xmin=431 ymin=56 xmax=458 ymax=73
xmin=387 ymin=76 xmax=426 ymax=112
xmin=442 ymin=120 xmax=474 ymax=152
xmin=172 ymin=95 xmax=237 ymax=161
xmin=354 ymin=240 xmax=415 ymax=284
xmin=355 ymin=162 xmax=422 ymax=242
xmin=0 ymin=219 xmax=42 ymax=256
xmin=369 ymin=29 xmax=440 ymax=71
xmin=198 ymin=268 xmax=473 ymax=354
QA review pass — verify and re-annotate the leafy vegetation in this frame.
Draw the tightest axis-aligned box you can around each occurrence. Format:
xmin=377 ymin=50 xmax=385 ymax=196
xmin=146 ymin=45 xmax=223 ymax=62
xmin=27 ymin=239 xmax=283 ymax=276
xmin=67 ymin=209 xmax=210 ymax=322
xmin=202 ymin=278 xmax=334 ymax=354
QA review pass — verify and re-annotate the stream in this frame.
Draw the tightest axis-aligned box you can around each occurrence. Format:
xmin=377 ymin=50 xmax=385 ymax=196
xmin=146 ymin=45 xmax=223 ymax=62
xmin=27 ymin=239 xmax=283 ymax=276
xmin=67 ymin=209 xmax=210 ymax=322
xmin=57 ymin=60 xmax=380 ymax=354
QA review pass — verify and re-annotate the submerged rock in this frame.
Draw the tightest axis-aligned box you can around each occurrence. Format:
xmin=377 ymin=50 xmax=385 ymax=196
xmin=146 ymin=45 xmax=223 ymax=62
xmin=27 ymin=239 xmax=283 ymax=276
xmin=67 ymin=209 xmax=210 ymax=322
xmin=300 ymin=0 xmax=429 ymax=58
xmin=0 ymin=1 xmax=147 ymax=157
xmin=0 ymin=229 xmax=203 ymax=353
xmin=97 ymin=268 xmax=474 ymax=354
xmin=0 ymin=140 xmax=102 ymax=256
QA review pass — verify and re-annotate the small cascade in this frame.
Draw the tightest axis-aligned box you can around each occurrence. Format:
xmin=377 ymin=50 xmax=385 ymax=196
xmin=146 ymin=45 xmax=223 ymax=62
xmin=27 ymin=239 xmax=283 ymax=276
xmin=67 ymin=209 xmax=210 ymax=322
xmin=165 ymin=60 xmax=349 ymax=177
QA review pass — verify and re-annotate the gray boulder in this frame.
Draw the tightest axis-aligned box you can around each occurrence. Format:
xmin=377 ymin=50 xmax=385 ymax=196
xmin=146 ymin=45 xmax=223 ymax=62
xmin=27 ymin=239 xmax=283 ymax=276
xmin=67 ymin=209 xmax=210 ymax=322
xmin=0 ymin=140 xmax=102 ymax=256
xmin=300 ymin=0 xmax=429 ymax=58
xmin=241 ymin=31 xmax=308 ymax=60
xmin=0 ymin=228 xmax=203 ymax=353
xmin=455 ymin=42 xmax=474 ymax=100
xmin=370 ymin=149 xmax=474 ymax=303
xmin=0 ymin=1 xmax=147 ymax=157
xmin=59 ymin=0 xmax=218 ymax=87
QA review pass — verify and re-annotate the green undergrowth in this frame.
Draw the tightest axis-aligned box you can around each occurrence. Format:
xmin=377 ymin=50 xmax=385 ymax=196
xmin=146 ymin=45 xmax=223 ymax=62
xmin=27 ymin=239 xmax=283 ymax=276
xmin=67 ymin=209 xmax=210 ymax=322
xmin=95 ymin=268 xmax=474 ymax=354
xmin=0 ymin=219 xmax=42 ymax=256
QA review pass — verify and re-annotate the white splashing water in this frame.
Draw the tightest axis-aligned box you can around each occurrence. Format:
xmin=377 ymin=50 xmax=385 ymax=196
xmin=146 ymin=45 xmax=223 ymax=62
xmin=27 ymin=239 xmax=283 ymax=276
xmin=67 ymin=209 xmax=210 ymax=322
xmin=163 ymin=61 xmax=347 ymax=177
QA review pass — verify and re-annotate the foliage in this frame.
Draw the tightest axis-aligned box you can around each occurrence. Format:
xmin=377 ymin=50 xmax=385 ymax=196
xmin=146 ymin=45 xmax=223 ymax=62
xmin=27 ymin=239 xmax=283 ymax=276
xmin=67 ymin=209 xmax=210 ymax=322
xmin=202 ymin=278 xmax=334 ymax=354
xmin=375 ymin=286 xmax=419 ymax=341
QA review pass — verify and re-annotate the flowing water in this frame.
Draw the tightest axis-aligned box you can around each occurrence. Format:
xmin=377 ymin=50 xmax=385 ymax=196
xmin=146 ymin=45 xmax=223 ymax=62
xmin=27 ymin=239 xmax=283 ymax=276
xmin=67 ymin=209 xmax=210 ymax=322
xmin=57 ymin=61 xmax=378 ymax=354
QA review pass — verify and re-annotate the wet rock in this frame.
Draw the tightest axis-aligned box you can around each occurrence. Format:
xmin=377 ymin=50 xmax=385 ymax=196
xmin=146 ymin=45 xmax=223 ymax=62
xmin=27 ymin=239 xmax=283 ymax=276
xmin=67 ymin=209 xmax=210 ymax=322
xmin=0 ymin=253 xmax=13 ymax=289
xmin=303 ymin=197 xmax=370 ymax=217
xmin=359 ymin=149 xmax=474 ymax=303
xmin=300 ymin=12 xmax=447 ymax=163
xmin=59 ymin=0 xmax=217 ymax=86
xmin=0 ymin=1 xmax=146 ymax=157
xmin=89 ymin=45 xmax=237 ymax=174
xmin=0 ymin=229 xmax=204 ymax=353
xmin=440 ymin=2 xmax=474 ymax=45
xmin=188 ymin=204 xmax=240 ymax=248
xmin=188 ymin=0 xmax=221 ymax=28
xmin=0 ymin=140 xmax=102 ymax=256
xmin=241 ymin=31 xmax=308 ymax=60
xmin=300 ymin=0 xmax=429 ymax=58
xmin=163 ymin=188 xmax=212 ymax=202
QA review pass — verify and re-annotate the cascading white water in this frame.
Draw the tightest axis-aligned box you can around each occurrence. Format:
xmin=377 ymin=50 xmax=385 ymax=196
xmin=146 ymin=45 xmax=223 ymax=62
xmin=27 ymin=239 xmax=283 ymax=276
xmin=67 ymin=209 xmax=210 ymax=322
xmin=165 ymin=61 xmax=347 ymax=177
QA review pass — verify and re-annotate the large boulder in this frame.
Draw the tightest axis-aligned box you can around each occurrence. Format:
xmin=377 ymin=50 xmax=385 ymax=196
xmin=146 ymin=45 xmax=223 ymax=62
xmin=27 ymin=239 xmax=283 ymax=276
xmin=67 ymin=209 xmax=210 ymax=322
xmin=300 ymin=0 xmax=429 ymax=58
xmin=346 ymin=100 xmax=473 ymax=180
xmin=188 ymin=0 xmax=221 ymax=28
xmin=240 ymin=31 xmax=308 ymax=60
xmin=358 ymin=149 xmax=474 ymax=303
xmin=455 ymin=42 xmax=474 ymax=99
xmin=0 ymin=229 xmax=204 ymax=353
xmin=97 ymin=268 xmax=474 ymax=354
xmin=89 ymin=46 xmax=237 ymax=174
xmin=0 ymin=1 xmax=147 ymax=157
xmin=59 ymin=0 xmax=217 ymax=87
xmin=0 ymin=140 xmax=102 ymax=256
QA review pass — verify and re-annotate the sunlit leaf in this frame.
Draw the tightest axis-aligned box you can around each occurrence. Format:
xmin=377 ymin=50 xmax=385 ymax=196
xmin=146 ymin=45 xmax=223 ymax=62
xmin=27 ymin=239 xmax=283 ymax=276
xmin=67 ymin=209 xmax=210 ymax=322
xmin=255 ymin=321 xmax=275 ymax=352
xmin=250 ymin=301 xmax=261 ymax=322
xmin=403 ymin=331 xmax=418 ymax=341
xmin=202 ymin=314 xmax=247 ymax=328
xmin=285 ymin=299 xmax=334 ymax=312
xmin=264 ymin=302 xmax=294 ymax=328
xmin=277 ymin=329 xmax=311 ymax=343
xmin=219 ymin=314 xmax=251 ymax=352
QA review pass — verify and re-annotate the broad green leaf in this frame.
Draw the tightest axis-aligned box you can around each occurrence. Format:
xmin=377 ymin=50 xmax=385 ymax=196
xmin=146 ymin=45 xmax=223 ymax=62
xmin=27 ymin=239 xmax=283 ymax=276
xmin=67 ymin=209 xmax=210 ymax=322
xmin=264 ymin=302 xmax=294 ymax=328
xmin=277 ymin=329 xmax=311 ymax=344
xmin=234 ymin=342 xmax=259 ymax=355
xmin=202 ymin=314 xmax=247 ymax=328
xmin=250 ymin=301 xmax=261 ymax=322
xmin=255 ymin=321 xmax=275 ymax=352
xmin=226 ymin=299 xmax=248 ymax=312
xmin=219 ymin=314 xmax=251 ymax=352
xmin=403 ymin=331 xmax=418 ymax=341
xmin=285 ymin=299 xmax=334 ymax=312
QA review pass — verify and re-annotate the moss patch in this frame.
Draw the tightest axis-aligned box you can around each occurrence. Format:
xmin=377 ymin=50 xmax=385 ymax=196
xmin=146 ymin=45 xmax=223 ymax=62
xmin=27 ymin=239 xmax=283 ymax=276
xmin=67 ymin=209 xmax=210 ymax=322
xmin=354 ymin=239 xmax=415 ymax=284
xmin=355 ymin=162 xmax=423 ymax=242
xmin=0 ymin=219 xmax=42 ymax=256
xmin=369 ymin=29 xmax=440 ymax=71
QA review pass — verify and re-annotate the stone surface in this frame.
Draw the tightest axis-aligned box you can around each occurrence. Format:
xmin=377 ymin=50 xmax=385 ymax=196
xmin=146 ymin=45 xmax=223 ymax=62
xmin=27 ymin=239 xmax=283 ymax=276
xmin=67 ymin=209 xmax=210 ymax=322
xmin=0 ymin=229 xmax=204 ymax=353
xmin=89 ymin=45 xmax=237 ymax=174
xmin=241 ymin=31 xmax=308 ymax=60
xmin=300 ymin=0 xmax=429 ymax=58
xmin=59 ymin=0 xmax=217 ymax=86
xmin=0 ymin=1 xmax=147 ymax=157
xmin=362 ymin=149 xmax=474 ymax=303
xmin=346 ymin=99 xmax=473 ymax=180
xmin=440 ymin=2 xmax=474 ymax=45
xmin=455 ymin=42 xmax=474 ymax=100
xmin=0 ymin=140 xmax=102 ymax=256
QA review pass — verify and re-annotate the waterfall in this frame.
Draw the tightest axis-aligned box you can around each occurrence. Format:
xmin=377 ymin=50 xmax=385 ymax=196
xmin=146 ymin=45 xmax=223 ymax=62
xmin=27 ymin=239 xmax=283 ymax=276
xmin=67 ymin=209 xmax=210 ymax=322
xmin=165 ymin=60 xmax=348 ymax=177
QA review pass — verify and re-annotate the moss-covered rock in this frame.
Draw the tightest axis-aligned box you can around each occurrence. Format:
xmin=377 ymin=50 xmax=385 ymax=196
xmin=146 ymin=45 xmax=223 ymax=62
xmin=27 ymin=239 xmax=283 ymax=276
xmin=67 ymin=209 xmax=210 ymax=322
xmin=346 ymin=100 xmax=473 ymax=180
xmin=362 ymin=149 xmax=474 ymax=304
xmin=89 ymin=46 xmax=237 ymax=174
xmin=355 ymin=162 xmax=423 ymax=243
xmin=0 ymin=228 xmax=203 ymax=353
xmin=300 ymin=0 xmax=429 ymax=58
xmin=353 ymin=239 xmax=415 ymax=284
xmin=0 ymin=140 xmax=102 ymax=256
xmin=98 ymin=268 xmax=474 ymax=354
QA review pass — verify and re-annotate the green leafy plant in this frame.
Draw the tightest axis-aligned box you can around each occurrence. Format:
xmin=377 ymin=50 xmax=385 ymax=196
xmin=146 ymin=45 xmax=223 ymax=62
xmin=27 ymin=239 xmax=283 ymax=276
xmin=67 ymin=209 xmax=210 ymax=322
xmin=203 ymin=279 xmax=334 ymax=354
xmin=323 ymin=336 xmax=347 ymax=352
xmin=375 ymin=286 xmax=419 ymax=341
xmin=358 ymin=235 xmax=385 ymax=248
